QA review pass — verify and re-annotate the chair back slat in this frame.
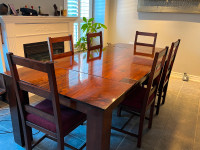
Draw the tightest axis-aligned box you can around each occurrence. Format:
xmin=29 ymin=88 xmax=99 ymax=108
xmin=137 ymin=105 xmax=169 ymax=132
xmin=49 ymin=36 xmax=72 ymax=43
xmin=48 ymin=35 xmax=74 ymax=61
xmin=7 ymin=52 xmax=64 ymax=138
xmin=24 ymin=105 xmax=54 ymax=122
xmin=144 ymin=47 xmax=168 ymax=108
xmin=153 ymin=69 xmax=161 ymax=81
xmin=52 ymin=51 xmax=73 ymax=60
xmin=87 ymin=31 xmax=103 ymax=52
xmin=12 ymin=55 xmax=48 ymax=73
xmin=136 ymin=42 xmax=155 ymax=47
xmin=134 ymin=31 xmax=157 ymax=58
xmin=88 ymin=45 xmax=102 ymax=51
xmin=18 ymin=81 xmax=52 ymax=99
xmin=136 ymin=31 xmax=157 ymax=37
xmin=149 ymin=86 xmax=157 ymax=99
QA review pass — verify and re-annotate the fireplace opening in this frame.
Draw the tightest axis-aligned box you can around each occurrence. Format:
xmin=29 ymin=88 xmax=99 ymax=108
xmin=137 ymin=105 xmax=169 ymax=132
xmin=24 ymin=41 xmax=64 ymax=61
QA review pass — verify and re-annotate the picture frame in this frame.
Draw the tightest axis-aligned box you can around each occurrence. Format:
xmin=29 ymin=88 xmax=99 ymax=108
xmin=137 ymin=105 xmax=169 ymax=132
xmin=138 ymin=0 xmax=200 ymax=14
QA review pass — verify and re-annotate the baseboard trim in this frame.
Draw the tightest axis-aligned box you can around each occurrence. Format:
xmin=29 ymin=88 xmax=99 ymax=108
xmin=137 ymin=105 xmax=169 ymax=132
xmin=171 ymin=71 xmax=200 ymax=82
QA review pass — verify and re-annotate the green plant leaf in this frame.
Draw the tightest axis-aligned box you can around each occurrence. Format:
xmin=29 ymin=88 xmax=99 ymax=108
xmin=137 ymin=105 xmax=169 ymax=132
xmin=91 ymin=28 xmax=97 ymax=33
xmin=88 ymin=18 xmax=94 ymax=22
xmin=83 ymin=17 xmax=87 ymax=22
xmin=93 ymin=23 xmax=98 ymax=28
xmin=81 ymin=24 xmax=88 ymax=31
xmin=101 ymin=24 xmax=107 ymax=29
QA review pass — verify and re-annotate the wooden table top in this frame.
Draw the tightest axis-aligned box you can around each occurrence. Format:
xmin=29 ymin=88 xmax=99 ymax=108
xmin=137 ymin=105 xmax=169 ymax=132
xmin=5 ymin=44 xmax=163 ymax=110
xmin=54 ymin=44 xmax=162 ymax=82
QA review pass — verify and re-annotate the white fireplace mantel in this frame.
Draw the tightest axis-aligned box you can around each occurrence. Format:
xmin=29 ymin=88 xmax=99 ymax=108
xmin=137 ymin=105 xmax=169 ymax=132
xmin=0 ymin=16 xmax=77 ymax=72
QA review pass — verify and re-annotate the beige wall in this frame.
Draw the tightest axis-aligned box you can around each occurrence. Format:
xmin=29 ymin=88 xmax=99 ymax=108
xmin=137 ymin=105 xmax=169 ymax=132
xmin=107 ymin=0 xmax=200 ymax=76
xmin=104 ymin=0 xmax=110 ymax=46
xmin=0 ymin=0 xmax=63 ymax=15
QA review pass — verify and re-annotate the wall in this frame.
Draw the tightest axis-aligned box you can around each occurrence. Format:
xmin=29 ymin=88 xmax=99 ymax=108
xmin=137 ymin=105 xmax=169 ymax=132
xmin=107 ymin=0 xmax=200 ymax=76
xmin=93 ymin=0 xmax=110 ymax=46
xmin=0 ymin=0 xmax=63 ymax=15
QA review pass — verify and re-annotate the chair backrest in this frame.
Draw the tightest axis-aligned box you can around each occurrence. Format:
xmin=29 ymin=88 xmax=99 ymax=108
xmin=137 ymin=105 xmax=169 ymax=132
xmin=134 ymin=31 xmax=157 ymax=58
xmin=87 ymin=31 xmax=103 ymax=51
xmin=143 ymin=47 xmax=168 ymax=109
xmin=48 ymin=35 xmax=74 ymax=61
xmin=7 ymin=52 xmax=63 ymax=135
xmin=160 ymin=39 xmax=181 ymax=88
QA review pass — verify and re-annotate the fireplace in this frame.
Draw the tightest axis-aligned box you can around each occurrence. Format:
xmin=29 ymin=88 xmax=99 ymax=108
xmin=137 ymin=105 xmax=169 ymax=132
xmin=24 ymin=41 xmax=64 ymax=61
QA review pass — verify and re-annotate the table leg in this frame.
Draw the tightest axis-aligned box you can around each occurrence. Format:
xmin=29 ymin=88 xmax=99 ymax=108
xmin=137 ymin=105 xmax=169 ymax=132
xmin=86 ymin=108 xmax=112 ymax=150
xmin=4 ymin=75 xmax=25 ymax=146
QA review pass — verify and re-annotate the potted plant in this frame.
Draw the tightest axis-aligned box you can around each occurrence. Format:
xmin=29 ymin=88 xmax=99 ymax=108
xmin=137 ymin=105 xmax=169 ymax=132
xmin=75 ymin=17 xmax=107 ymax=52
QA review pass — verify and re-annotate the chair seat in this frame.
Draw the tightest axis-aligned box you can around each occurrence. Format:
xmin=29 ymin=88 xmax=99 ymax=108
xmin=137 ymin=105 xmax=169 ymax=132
xmin=26 ymin=99 xmax=86 ymax=135
xmin=121 ymin=86 xmax=155 ymax=112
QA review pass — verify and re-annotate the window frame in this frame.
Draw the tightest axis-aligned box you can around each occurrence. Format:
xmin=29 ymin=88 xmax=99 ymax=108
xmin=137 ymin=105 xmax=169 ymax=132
xmin=64 ymin=0 xmax=93 ymax=44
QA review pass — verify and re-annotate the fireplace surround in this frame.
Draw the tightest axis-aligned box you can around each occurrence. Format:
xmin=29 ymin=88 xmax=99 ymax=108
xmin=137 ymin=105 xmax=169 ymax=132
xmin=0 ymin=16 xmax=77 ymax=72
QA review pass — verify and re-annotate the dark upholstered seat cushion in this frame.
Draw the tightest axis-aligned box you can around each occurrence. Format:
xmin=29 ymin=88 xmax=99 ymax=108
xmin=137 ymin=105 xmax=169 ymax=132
xmin=26 ymin=99 xmax=86 ymax=135
xmin=121 ymin=86 xmax=155 ymax=112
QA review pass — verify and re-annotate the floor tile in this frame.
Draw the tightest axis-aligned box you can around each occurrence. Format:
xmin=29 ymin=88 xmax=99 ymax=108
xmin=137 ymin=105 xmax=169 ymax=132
xmin=0 ymin=77 xmax=199 ymax=149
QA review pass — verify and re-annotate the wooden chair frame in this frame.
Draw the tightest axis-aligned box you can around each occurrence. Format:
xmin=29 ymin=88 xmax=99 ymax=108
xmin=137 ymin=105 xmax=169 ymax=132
xmin=134 ymin=31 xmax=157 ymax=58
xmin=86 ymin=31 xmax=103 ymax=52
xmin=7 ymin=53 xmax=85 ymax=150
xmin=48 ymin=35 xmax=74 ymax=61
xmin=156 ymin=39 xmax=181 ymax=115
xmin=114 ymin=47 xmax=168 ymax=148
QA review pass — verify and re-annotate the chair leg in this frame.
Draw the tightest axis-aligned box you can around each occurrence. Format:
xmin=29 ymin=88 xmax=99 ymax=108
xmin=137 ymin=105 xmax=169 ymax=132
xmin=24 ymin=126 xmax=32 ymax=150
xmin=162 ymin=83 xmax=168 ymax=105
xmin=57 ymin=134 xmax=64 ymax=150
xmin=117 ymin=106 xmax=122 ymax=117
xmin=148 ymin=101 xmax=155 ymax=129
xmin=156 ymin=91 xmax=162 ymax=115
xmin=137 ymin=112 xmax=145 ymax=148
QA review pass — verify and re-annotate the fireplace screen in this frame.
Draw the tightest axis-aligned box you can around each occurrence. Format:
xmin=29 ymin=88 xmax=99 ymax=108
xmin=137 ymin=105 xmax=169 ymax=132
xmin=24 ymin=41 xmax=64 ymax=61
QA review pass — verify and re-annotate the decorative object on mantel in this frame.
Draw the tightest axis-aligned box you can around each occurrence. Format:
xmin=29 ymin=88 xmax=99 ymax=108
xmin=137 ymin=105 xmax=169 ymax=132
xmin=62 ymin=9 xmax=67 ymax=16
xmin=38 ymin=6 xmax=41 ymax=15
xmin=38 ymin=6 xmax=49 ymax=16
xmin=0 ymin=3 xmax=8 ymax=15
xmin=75 ymin=17 xmax=107 ymax=52
xmin=138 ymin=0 xmax=200 ymax=14
xmin=8 ymin=4 xmax=18 ymax=16
xmin=20 ymin=8 xmax=38 ymax=16
xmin=53 ymin=4 xmax=60 ymax=16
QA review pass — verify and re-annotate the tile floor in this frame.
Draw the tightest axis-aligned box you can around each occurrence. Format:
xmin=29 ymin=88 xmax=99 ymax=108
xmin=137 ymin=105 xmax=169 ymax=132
xmin=0 ymin=77 xmax=199 ymax=150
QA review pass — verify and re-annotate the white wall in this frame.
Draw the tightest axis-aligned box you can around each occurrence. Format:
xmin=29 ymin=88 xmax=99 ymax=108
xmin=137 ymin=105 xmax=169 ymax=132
xmin=0 ymin=0 xmax=63 ymax=15
xmin=107 ymin=0 xmax=200 ymax=76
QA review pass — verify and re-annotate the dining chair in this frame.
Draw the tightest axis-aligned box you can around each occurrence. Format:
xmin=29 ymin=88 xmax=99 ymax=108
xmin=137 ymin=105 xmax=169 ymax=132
xmin=47 ymin=35 xmax=74 ymax=61
xmin=113 ymin=47 xmax=168 ymax=148
xmin=156 ymin=39 xmax=181 ymax=115
xmin=7 ymin=52 xmax=86 ymax=150
xmin=0 ymin=74 xmax=6 ymax=100
xmin=86 ymin=31 xmax=103 ymax=52
xmin=134 ymin=31 xmax=157 ymax=58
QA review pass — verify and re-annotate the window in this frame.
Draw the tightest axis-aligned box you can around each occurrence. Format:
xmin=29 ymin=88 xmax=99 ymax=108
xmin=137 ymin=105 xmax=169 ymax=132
xmin=65 ymin=0 xmax=93 ymax=44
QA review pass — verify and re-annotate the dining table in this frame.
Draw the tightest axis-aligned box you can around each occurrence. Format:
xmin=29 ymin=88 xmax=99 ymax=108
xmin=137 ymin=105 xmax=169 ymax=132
xmin=2 ymin=43 xmax=163 ymax=150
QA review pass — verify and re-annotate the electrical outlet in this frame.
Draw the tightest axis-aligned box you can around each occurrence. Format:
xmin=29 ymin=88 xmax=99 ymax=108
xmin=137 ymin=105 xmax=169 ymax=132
xmin=182 ymin=73 xmax=189 ymax=81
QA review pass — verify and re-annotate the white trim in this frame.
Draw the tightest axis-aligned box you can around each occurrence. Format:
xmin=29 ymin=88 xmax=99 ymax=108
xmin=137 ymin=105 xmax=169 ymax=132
xmin=171 ymin=71 xmax=200 ymax=82
xmin=0 ymin=16 xmax=77 ymax=24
